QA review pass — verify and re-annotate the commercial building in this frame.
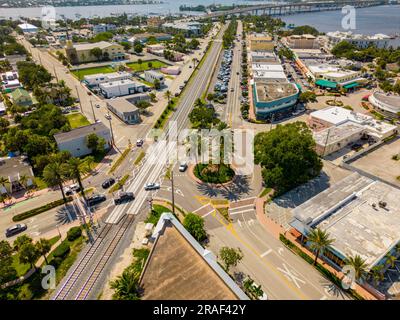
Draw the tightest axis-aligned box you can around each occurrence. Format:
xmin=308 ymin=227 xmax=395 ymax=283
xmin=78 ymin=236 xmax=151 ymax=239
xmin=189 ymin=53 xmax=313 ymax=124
xmin=249 ymin=51 xmax=280 ymax=64
xmin=99 ymin=79 xmax=147 ymax=98
xmin=290 ymin=172 xmax=400 ymax=271
xmin=144 ymin=70 xmax=165 ymax=85
xmin=83 ymin=71 xmax=132 ymax=88
xmin=17 ymin=23 xmax=38 ymax=34
xmin=139 ymin=212 xmax=249 ymax=300
xmin=308 ymin=64 xmax=363 ymax=89
xmin=1 ymin=79 xmax=21 ymax=93
xmin=9 ymin=88 xmax=33 ymax=106
xmin=162 ymin=21 xmax=202 ymax=37
xmin=369 ymin=92 xmax=400 ymax=119
xmin=128 ymin=33 xmax=172 ymax=44
xmin=313 ymin=122 xmax=366 ymax=156
xmin=146 ymin=43 xmax=165 ymax=56
xmin=93 ymin=23 xmax=116 ymax=35
xmin=106 ymin=98 xmax=141 ymax=124
xmin=147 ymin=16 xmax=164 ymax=28
xmin=54 ymin=121 xmax=111 ymax=157
xmin=287 ymin=34 xmax=317 ymax=49
xmin=248 ymin=34 xmax=275 ymax=52
xmin=327 ymin=31 xmax=390 ymax=49
xmin=0 ymin=156 xmax=34 ymax=194
xmin=161 ymin=65 xmax=181 ymax=75
xmin=65 ymin=41 xmax=125 ymax=64
xmin=309 ymin=106 xmax=398 ymax=140
xmin=252 ymin=81 xmax=299 ymax=119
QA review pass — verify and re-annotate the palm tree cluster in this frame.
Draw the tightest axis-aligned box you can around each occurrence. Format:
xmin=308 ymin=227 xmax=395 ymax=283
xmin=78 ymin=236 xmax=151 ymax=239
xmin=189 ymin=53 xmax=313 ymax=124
xmin=13 ymin=235 xmax=52 ymax=272
xmin=43 ymin=157 xmax=92 ymax=203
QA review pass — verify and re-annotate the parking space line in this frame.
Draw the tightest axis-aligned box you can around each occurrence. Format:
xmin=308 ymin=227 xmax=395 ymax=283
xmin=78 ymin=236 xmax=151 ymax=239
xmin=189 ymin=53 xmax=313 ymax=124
xmin=260 ymin=249 xmax=272 ymax=258
xmin=229 ymin=208 xmax=254 ymax=215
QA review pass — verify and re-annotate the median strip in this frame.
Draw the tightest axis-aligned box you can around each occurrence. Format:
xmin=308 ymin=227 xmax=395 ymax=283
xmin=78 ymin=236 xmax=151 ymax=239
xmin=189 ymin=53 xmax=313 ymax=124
xmin=109 ymin=147 xmax=131 ymax=174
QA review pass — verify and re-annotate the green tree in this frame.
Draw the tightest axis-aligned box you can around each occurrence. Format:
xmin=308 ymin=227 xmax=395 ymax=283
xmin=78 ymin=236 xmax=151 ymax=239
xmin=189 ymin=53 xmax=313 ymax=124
xmin=385 ymin=254 xmax=396 ymax=268
xmin=13 ymin=234 xmax=32 ymax=251
xmin=299 ymin=91 xmax=317 ymax=103
xmin=183 ymin=213 xmax=207 ymax=242
xmin=135 ymin=100 xmax=151 ymax=113
xmin=110 ymin=268 xmax=140 ymax=300
xmin=36 ymin=238 xmax=52 ymax=265
xmin=65 ymin=157 xmax=88 ymax=200
xmin=307 ymin=228 xmax=335 ymax=265
xmin=254 ymin=122 xmax=322 ymax=193
xmin=368 ymin=265 xmax=384 ymax=286
xmin=86 ymin=133 xmax=100 ymax=153
xmin=134 ymin=42 xmax=143 ymax=54
xmin=219 ymin=247 xmax=243 ymax=273
xmin=153 ymin=78 xmax=161 ymax=90
xmin=43 ymin=162 xmax=68 ymax=203
xmin=0 ymin=176 xmax=10 ymax=195
xmin=0 ymin=240 xmax=17 ymax=286
xmin=164 ymin=90 xmax=172 ymax=102
xmin=346 ymin=254 xmax=368 ymax=282
xmin=19 ymin=242 xmax=40 ymax=271
xmin=90 ymin=47 xmax=103 ymax=60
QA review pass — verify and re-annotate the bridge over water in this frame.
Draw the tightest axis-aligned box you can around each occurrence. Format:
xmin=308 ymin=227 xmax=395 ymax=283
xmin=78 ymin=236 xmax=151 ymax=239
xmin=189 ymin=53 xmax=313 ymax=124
xmin=201 ymin=0 xmax=388 ymax=19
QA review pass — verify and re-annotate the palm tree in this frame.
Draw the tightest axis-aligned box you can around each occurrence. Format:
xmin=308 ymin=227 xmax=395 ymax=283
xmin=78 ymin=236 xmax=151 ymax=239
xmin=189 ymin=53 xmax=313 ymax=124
xmin=346 ymin=254 xmax=368 ymax=282
xmin=19 ymin=243 xmax=40 ymax=271
xmin=19 ymin=174 xmax=28 ymax=189
xmin=36 ymin=238 xmax=52 ymax=265
xmin=110 ymin=268 xmax=141 ymax=300
xmin=84 ymin=156 xmax=95 ymax=173
xmin=65 ymin=157 xmax=89 ymax=200
xmin=0 ymin=176 xmax=10 ymax=195
xmin=43 ymin=162 xmax=68 ymax=203
xmin=307 ymin=228 xmax=335 ymax=265
xmin=164 ymin=90 xmax=172 ymax=102
xmin=369 ymin=265 xmax=384 ymax=286
xmin=385 ymin=254 xmax=396 ymax=269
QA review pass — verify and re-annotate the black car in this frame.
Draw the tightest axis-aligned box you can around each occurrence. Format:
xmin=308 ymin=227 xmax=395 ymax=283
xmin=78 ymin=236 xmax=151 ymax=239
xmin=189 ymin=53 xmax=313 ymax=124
xmin=87 ymin=194 xmax=106 ymax=206
xmin=102 ymin=178 xmax=116 ymax=189
xmin=114 ymin=191 xmax=135 ymax=205
xmin=5 ymin=224 xmax=27 ymax=238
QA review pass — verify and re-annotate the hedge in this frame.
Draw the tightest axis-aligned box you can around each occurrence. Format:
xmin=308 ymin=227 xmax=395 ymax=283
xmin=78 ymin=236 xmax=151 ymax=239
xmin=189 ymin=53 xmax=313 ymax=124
xmin=12 ymin=196 xmax=73 ymax=222
xmin=67 ymin=227 xmax=82 ymax=241
xmin=52 ymin=242 xmax=70 ymax=258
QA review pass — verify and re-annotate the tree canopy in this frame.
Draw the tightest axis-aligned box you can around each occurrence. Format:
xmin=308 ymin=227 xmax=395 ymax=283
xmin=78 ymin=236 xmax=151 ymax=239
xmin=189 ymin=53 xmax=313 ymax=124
xmin=254 ymin=122 xmax=322 ymax=194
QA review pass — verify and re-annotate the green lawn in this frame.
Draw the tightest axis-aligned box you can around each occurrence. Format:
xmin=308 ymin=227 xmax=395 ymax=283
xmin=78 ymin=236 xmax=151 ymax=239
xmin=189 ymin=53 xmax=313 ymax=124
xmin=72 ymin=66 xmax=116 ymax=80
xmin=126 ymin=59 xmax=167 ymax=72
xmin=66 ymin=113 xmax=91 ymax=129
xmin=145 ymin=204 xmax=171 ymax=225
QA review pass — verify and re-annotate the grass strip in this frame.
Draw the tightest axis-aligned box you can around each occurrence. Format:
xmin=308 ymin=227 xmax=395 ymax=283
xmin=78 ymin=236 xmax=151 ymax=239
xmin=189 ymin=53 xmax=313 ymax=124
xmin=109 ymin=174 xmax=130 ymax=194
xmin=109 ymin=148 xmax=130 ymax=174
xmin=134 ymin=151 xmax=145 ymax=165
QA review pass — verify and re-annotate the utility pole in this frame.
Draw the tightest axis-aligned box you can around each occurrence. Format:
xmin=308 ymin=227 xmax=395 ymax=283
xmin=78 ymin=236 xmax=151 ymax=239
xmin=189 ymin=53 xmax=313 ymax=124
xmin=322 ymin=127 xmax=331 ymax=157
xmin=107 ymin=112 xmax=115 ymax=146
xmin=53 ymin=65 xmax=59 ymax=82
xmin=90 ymin=100 xmax=97 ymax=122
xmin=75 ymin=85 xmax=82 ymax=112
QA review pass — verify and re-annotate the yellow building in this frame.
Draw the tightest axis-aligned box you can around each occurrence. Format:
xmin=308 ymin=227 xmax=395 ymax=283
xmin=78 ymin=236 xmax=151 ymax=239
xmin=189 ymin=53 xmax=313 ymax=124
xmin=287 ymin=34 xmax=317 ymax=49
xmin=65 ymin=40 xmax=125 ymax=65
xmin=249 ymin=34 xmax=275 ymax=52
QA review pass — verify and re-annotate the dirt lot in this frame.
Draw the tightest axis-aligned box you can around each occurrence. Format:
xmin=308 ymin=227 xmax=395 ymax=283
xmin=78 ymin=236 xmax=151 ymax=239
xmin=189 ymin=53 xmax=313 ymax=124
xmin=351 ymin=138 xmax=400 ymax=186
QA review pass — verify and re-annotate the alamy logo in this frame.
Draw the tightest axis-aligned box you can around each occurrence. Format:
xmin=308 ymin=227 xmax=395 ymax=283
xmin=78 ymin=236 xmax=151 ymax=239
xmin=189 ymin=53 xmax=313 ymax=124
xmin=341 ymin=5 xmax=356 ymax=30
xmin=41 ymin=265 xmax=56 ymax=290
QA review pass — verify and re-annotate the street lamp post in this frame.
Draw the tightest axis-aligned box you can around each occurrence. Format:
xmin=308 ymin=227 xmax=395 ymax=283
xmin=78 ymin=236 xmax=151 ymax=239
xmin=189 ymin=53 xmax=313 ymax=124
xmin=75 ymin=85 xmax=83 ymax=112
xmin=107 ymin=112 xmax=115 ymax=146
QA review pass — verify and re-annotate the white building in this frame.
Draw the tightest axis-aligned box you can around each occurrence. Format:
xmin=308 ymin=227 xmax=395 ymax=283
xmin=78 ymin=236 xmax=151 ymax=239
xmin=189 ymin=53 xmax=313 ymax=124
xmin=93 ymin=24 xmax=117 ymax=35
xmin=327 ymin=31 xmax=390 ymax=49
xmin=309 ymin=106 xmax=398 ymax=140
xmin=162 ymin=21 xmax=202 ymax=37
xmin=83 ymin=71 xmax=131 ymax=88
xmin=144 ymin=70 xmax=165 ymax=85
xmin=54 ymin=122 xmax=111 ymax=157
xmin=308 ymin=64 xmax=363 ymax=85
xmin=99 ymin=79 xmax=147 ymax=98
xmin=17 ymin=23 xmax=38 ymax=34
xmin=369 ymin=92 xmax=400 ymax=119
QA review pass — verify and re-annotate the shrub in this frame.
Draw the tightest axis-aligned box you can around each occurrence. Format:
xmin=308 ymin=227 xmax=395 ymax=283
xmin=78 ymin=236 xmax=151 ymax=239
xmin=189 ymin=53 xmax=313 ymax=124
xmin=52 ymin=242 xmax=70 ymax=258
xmin=67 ymin=227 xmax=82 ymax=241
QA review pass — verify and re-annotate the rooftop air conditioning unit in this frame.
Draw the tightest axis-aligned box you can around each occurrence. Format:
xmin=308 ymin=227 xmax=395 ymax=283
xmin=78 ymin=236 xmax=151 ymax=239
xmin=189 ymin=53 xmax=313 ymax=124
xmin=378 ymin=201 xmax=387 ymax=208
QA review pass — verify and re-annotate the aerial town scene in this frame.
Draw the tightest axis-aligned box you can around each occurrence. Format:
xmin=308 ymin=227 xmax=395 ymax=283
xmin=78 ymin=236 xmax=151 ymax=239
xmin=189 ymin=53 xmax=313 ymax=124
xmin=0 ymin=0 xmax=400 ymax=308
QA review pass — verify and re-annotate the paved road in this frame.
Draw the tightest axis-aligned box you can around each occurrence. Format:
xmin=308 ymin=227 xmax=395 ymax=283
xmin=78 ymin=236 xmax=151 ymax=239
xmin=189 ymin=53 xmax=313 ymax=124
xmin=51 ymin=24 xmax=226 ymax=300
xmin=203 ymin=204 xmax=351 ymax=300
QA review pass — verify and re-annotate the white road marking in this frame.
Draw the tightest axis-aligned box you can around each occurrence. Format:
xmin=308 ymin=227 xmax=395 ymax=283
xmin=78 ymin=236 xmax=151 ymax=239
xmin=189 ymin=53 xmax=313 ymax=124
xmin=260 ymin=249 xmax=272 ymax=258
xmin=320 ymin=295 xmax=328 ymax=300
xmin=193 ymin=203 xmax=211 ymax=213
xmin=237 ymin=219 xmax=242 ymax=228
xmin=277 ymin=263 xmax=306 ymax=289
xmin=229 ymin=208 xmax=254 ymax=215
xmin=278 ymin=247 xmax=284 ymax=256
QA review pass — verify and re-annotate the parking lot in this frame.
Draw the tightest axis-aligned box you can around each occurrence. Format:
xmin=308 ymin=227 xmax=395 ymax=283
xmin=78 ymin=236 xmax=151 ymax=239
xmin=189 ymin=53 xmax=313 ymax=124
xmin=351 ymin=137 xmax=400 ymax=187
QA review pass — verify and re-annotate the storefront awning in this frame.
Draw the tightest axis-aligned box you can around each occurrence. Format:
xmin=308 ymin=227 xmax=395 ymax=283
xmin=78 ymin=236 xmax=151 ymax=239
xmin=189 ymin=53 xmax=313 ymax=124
xmin=315 ymin=79 xmax=337 ymax=89
xmin=343 ymin=82 xmax=359 ymax=89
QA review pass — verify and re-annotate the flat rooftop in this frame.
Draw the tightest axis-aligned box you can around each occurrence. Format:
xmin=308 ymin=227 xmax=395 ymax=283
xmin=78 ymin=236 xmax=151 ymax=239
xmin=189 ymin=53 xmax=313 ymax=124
xmin=255 ymin=81 xmax=298 ymax=102
xmin=84 ymin=71 xmax=131 ymax=81
xmin=372 ymin=92 xmax=400 ymax=111
xmin=313 ymin=122 xmax=365 ymax=146
xmin=99 ymin=79 xmax=142 ymax=88
xmin=254 ymin=70 xmax=287 ymax=80
xmin=140 ymin=213 xmax=247 ymax=300
xmin=107 ymin=98 xmax=138 ymax=113
xmin=252 ymin=63 xmax=284 ymax=72
xmin=292 ymin=173 xmax=400 ymax=269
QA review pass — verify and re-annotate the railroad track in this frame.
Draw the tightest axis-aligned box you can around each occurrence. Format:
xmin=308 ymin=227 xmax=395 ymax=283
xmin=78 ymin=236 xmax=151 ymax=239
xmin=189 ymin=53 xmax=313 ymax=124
xmin=74 ymin=215 xmax=135 ymax=300
xmin=52 ymin=223 xmax=113 ymax=300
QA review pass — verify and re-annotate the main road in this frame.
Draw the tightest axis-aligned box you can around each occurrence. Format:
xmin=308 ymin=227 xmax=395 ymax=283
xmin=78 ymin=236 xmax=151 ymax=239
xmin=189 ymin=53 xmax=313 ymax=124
xmin=51 ymin=23 xmax=227 ymax=300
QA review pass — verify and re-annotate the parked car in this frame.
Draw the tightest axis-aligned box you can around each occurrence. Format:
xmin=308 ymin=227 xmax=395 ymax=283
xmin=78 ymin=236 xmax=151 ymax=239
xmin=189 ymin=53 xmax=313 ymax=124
xmin=95 ymin=104 xmax=100 ymax=108
xmin=5 ymin=224 xmax=27 ymax=238
xmin=114 ymin=191 xmax=135 ymax=205
xmin=179 ymin=162 xmax=188 ymax=172
xmin=105 ymin=114 xmax=111 ymax=120
xmin=102 ymin=178 xmax=116 ymax=189
xmin=144 ymin=182 xmax=160 ymax=191
xmin=64 ymin=183 xmax=81 ymax=195
xmin=136 ymin=139 xmax=144 ymax=147
xmin=87 ymin=194 xmax=106 ymax=206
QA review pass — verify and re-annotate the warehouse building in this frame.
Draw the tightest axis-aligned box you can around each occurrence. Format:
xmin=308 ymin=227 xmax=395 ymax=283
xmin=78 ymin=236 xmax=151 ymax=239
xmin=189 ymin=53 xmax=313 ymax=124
xmin=99 ymin=79 xmax=147 ymax=98
xmin=83 ymin=71 xmax=132 ymax=88
xmin=106 ymin=98 xmax=140 ymax=124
